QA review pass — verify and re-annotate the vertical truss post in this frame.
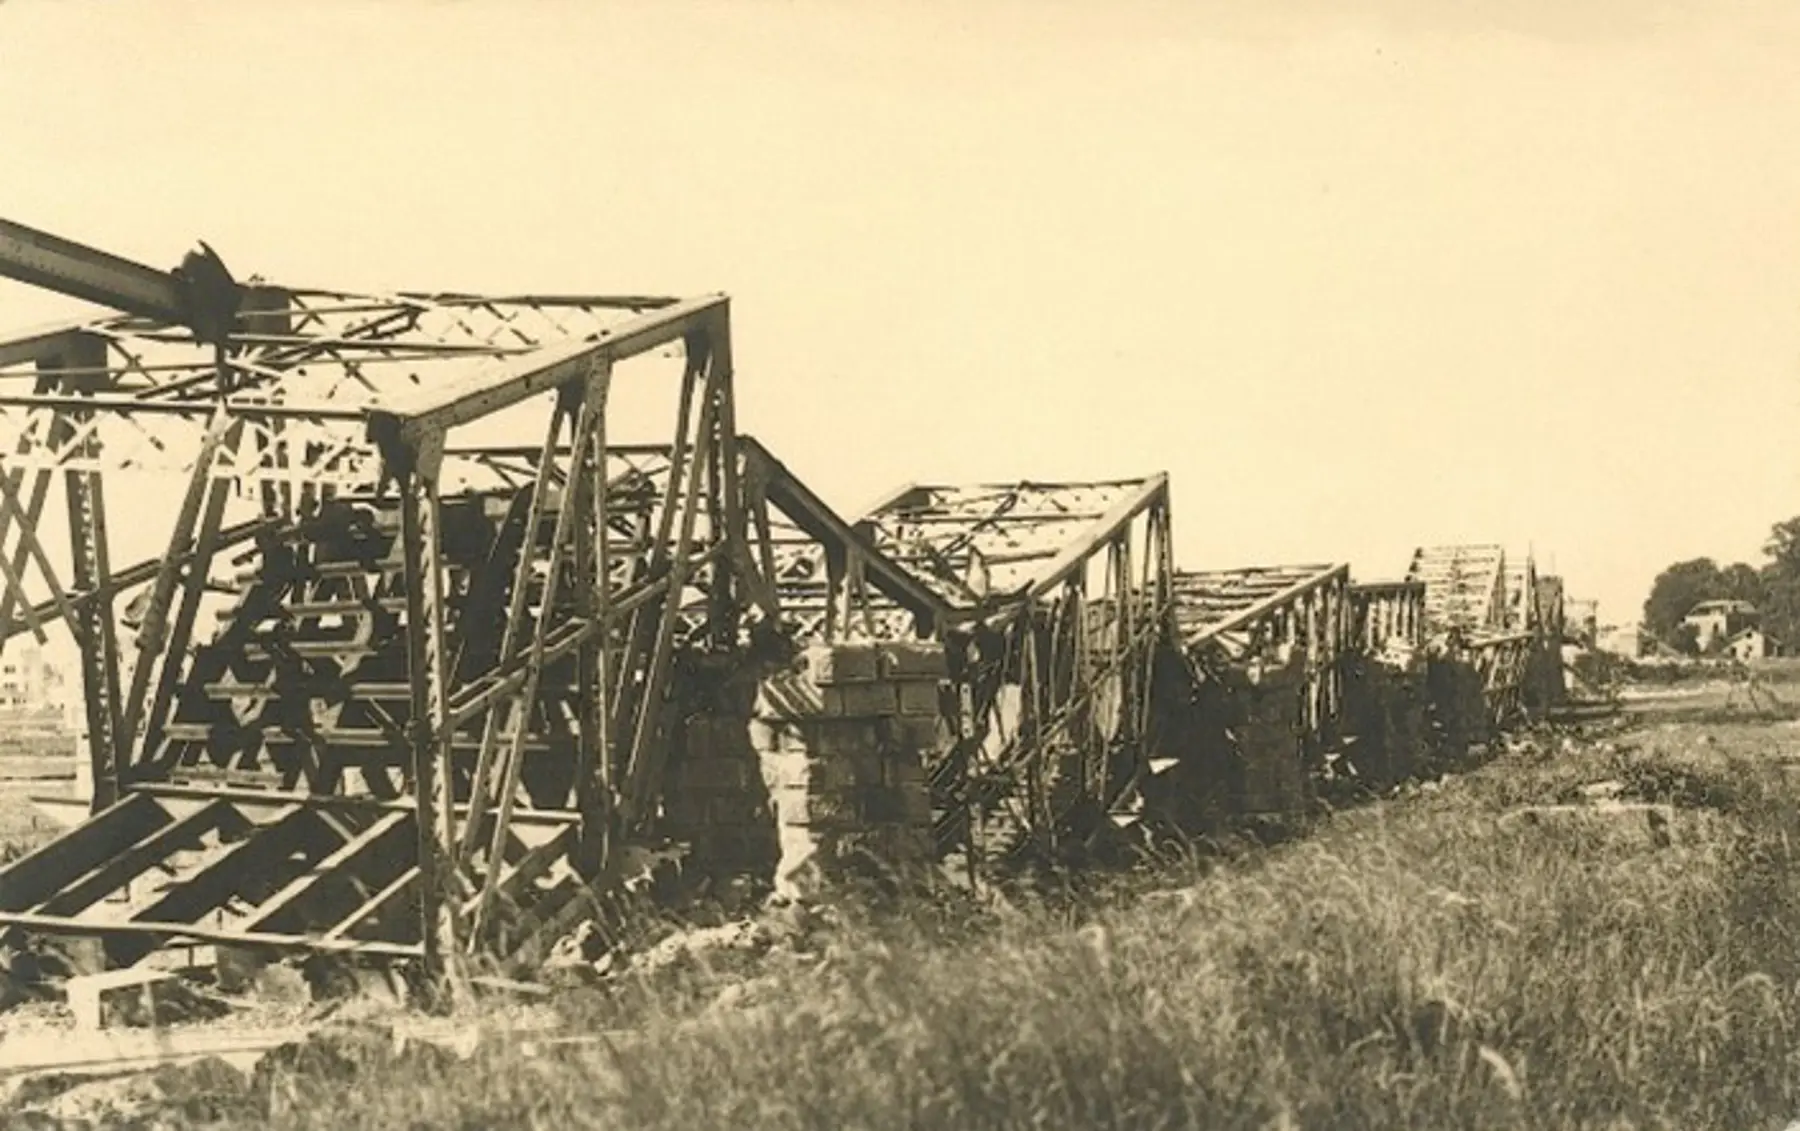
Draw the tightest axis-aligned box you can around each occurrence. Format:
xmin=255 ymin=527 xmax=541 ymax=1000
xmin=706 ymin=305 xmax=742 ymax=649
xmin=44 ymin=335 xmax=126 ymax=810
xmin=838 ymin=545 xmax=875 ymax=639
xmin=1118 ymin=528 xmax=1136 ymax=710
xmin=1107 ymin=534 xmax=1131 ymax=803
xmin=1147 ymin=501 xmax=1170 ymax=732
xmin=747 ymin=465 xmax=780 ymax=613
xmin=1330 ymin=578 xmax=1347 ymax=728
xmin=822 ymin=544 xmax=845 ymax=644
xmin=726 ymin=458 xmax=779 ymax=627
xmin=613 ymin=351 xmax=700 ymax=759
xmin=1021 ymin=625 xmax=1049 ymax=852
xmin=396 ymin=431 xmax=460 ymax=983
xmin=1068 ymin=574 xmax=1096 ymax=804
xmin=574 ymin=359 xmax=614 ymax=875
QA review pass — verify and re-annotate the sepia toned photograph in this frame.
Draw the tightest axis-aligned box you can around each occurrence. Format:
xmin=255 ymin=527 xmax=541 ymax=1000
xmin=1 ymin=1 xmax=1798 ymax=1127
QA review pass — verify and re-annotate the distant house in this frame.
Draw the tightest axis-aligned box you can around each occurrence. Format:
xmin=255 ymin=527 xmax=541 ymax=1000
xmin=1563 ymin=598 xmax=1599 ymax=648
xmin=1682 ymin=599 xmax=1759 ymax=653
xmin=1726 ymin=627 xmax=1785 ymax=662
xmin=0 ymin=641 xmax=64 ymax=711
xmin=1596 ymin=622 xmax=1645 ymax=660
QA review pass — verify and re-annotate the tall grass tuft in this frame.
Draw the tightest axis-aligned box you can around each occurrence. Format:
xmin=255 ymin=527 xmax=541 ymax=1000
xmin=78 ymin=735 xmax=1800 ymax=1130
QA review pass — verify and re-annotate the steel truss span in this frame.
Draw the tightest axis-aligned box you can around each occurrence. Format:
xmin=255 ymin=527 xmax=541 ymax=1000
xmin=0 ymin=222 xmax=1182 ymax=979
xmin=0 ymin=219 xmax=1566 ymax=987
xmin=0 ymin=219 xmax=754 ymax=980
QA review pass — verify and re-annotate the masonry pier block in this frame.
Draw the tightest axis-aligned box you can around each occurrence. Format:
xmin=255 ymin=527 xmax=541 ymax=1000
xmin=659 ymin=654 xmax=783 ymax=889
xmin=753 ymin=641 xmax=948 ymax=898
xmin=1235 ymin=657 xmax=1310 ymax=815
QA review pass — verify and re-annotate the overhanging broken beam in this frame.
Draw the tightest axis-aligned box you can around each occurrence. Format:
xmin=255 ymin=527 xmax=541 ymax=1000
xmin=740 ymin=436 xmax=951 ymax=624
xmin=0 ymin=219 xmax=189 ymax=326
xmin=0 ymin=318 xmax=92 ymax=370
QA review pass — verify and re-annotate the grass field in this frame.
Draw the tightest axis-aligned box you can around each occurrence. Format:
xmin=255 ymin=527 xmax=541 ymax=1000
xmin=0 ymin=732 xmax=78 ymax=862
xmin=46 ymin=702 xmax=1777 ymax=1131
xmin=11 ymin=696 xmax=1800 ymax=1129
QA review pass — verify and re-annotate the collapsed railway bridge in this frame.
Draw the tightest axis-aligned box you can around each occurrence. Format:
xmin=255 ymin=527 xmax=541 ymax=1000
xmin=0 ymin=220 xmax=1576 ymax=992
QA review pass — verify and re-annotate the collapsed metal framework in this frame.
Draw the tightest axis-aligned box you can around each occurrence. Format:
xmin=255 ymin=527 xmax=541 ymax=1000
xmin=1404 ymin=544 xmax=1552 ymax=727
xmin=1406 ymin=544 xmax=1509 ymax=641
xmin=0 ymin=283 xmax=756 ymax=972
xmin=871 ymin=476 xmax=1175 ymax=857
xmin=0 ymin=221 xmax=1178 ymax=970
xmin=1172 ymin=563 xmax=1352 ymax=754
xmin=747 ymin=456 xmax=1177 ymax=858
xmin=0 ymin=220 xmax=1572 ymax=980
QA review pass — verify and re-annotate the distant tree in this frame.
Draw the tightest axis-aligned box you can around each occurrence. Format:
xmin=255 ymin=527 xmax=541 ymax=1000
xmin=1720 ymin=562 xmax=1767 ymax=607
xmin=1641 ymin=517 xmax=1800 ymax=652
xmin=1642 ymin=558 xmax=1723 ymax=643
xmin=1672 ymin=621 xmax=1702 ymax=656
xmin=1766 ymin=516 xmax=1800 ymax=574
xmin=1760 ymin=516 xmax=1800 ymax=645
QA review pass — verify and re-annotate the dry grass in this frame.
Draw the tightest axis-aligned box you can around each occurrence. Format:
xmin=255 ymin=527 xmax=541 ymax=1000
xmin=0 ymin=785 xmax=68 ymax=863
xmin=123 ymin=722 xmax=1785 ymax=1131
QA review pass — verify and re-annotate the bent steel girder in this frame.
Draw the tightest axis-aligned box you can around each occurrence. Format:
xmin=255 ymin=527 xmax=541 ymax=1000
xmin=733 ymin=437 xmax=949 ymax=643
xmin=842 ymin=475 xmax=1177 ymax=865
xmin=708 ymin=452 xmax=1178 ymax=865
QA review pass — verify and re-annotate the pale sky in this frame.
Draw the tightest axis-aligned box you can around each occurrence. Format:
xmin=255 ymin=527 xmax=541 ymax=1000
xmin=2 ymin=0 xmax=1799 ymax=629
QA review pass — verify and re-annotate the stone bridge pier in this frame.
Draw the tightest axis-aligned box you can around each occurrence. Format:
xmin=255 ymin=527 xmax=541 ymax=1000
xmin=660 ymin=640 xmax=948 ymax=900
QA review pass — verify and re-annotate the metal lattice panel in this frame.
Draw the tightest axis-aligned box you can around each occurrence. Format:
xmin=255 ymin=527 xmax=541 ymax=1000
xmin=1405 ymin=544 xmax=1508 ymax=640
xmin=0 ymin=292 xmax=683 ymax=484
xmin=861 ymin=480 xmax=1154 ymax=609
